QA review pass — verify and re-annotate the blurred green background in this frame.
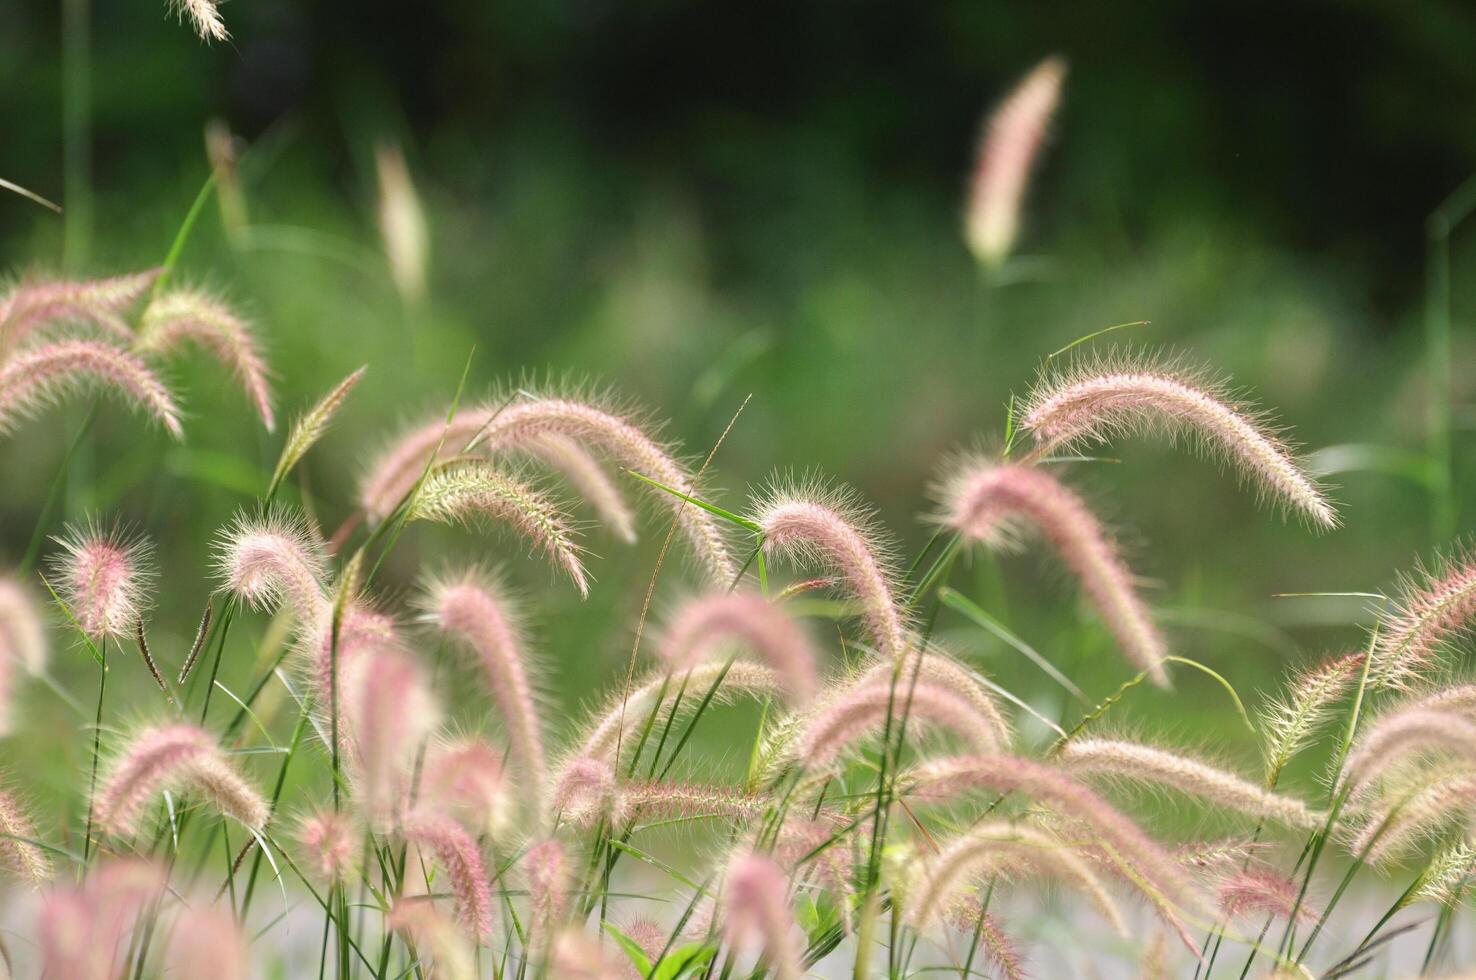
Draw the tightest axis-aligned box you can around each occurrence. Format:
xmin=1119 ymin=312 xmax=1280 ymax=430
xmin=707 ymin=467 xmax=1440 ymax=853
xmin=4 ymin=0 xmax=1476 ymax=808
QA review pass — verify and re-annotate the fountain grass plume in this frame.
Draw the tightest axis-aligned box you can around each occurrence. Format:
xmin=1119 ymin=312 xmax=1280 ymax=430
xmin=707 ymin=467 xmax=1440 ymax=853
xmin=906 ymin=821 xmax=1127 ymax=936
xmin=1338 ymin=706 xmax=1476 ymax=796
xmin=0 ymin=339 xmax=183 ymax=438
xmin=215 ymin=508 xmax=329 ymax=628
xmin=550 ymin=756 xmax=619 ymax=828
xmin=618 ymin=918 xmax=671 ymax=980
xmin=1020 ymin=350 xmax=1337 ymax=530
xmin=525 ymin=837 xmax=568 ymax=931
xmin=723 ymin=852 xmax=803 ymax=980
xmin=0 ymin=268 xmax=158 ymax=353
xmin=401 ymin=809 xmax=495 ymax=937
xmin=520 ymin=432 xmax=638 ymax=542
xmin=797 ymin=675 xmax=1003 ymax=769
xmin=360 ymin=387 xmax=737 ymax=582
xmin=389 ymin=900 xmax=477 ymax=980
xmin=50 ymin=521 xmax=155 ymax=639
xmin=907 ymin=753 xmax=1206 ymax=916
xmin=1412 ymin=842 xmax=1476 ymax=906
xmin=94 ymin=723 xmax=268 ymax=836
xmin=1346 ymin=766 xmax=1476 ymax=864
xmin=938 ymin=457 xmax=1169 ymax=685
xmin=0 ymin=781 xmax=50 ymax=886
xmin=375 ymin=142 xmax=430 ymax=306
xmin=946 ymin=900 xmax=1028 ymax=980
xmin=171 ymin=0 xmax=228 ymax=41
xmin=408 ymin=460 xmax=589 ymax=595
xmin=296 ymin=808 xmax=360 ymax=882
xmin=269 ymin=365 xmax=366 ymax=495
xmin=1260 ymin=651 xmax=1365 ymax=784
xmin=38 ymin=859 xmax=167 ymax=980
xmin=135 ymin=287 xmax=274 ymax=430
xmin=424 ymin=568 xmax=548 ymax=798
xmin=345 ymin=647 xmax=438 ymax=824
xmin=965 ymin=55 xmax=1067 ymax=267
xmin=166 ymin=903 xmax=247 ymax=980
xmin=656 ymin=591 xmax=819 ymax=704
xmin=421 ymin=736 xmax=509 ymax=836
xmin=1218 ymin=868 xmax=1318 ymax=923
xmin=1372 ymin=549 xmax=1476 ymax=688
xmin=752 ymin=479 xmax=911 ymax=661
xmin=1058 ymin=737 xmax=1323 ymax=829
xmin=616 ymin=778 xmax=768 ymax=825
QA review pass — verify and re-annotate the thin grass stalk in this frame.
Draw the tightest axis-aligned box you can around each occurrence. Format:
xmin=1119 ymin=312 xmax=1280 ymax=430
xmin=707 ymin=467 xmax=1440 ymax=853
xmin=239 ymin=708 xmax=308 ymax=920
xmin=81 ymin=636 xmax=107 ymax=862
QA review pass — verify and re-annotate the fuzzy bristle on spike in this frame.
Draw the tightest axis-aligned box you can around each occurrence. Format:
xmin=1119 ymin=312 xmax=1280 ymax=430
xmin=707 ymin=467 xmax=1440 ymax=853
xmin=518 ymin=433 xmax=638 ymax=543
xmin=401 ymin=810 xmax=494 ymax=937
xmin=965 ymin=56 xmax=1067 ymax=267
xmin=940 ymin=459 xmax=1169 ymax=685
xmin=296 ymin=809 xmax=359 ymax=882
xmin=1021 ymin=353 xmax=1337 ymax=529
xmin=49 ymin=523 xmax=155 ymax=640
xmin=409 ymin=461 xmax=589 ymax=596
xmin=214 ymin=509 xmax=329 ymax=628
xmin=656 ymin=592 xmax=818 ymax=704
xmin=1059 ymin=738 xmax=1323 ymax=828
xmin=389 ymin=900 xmax=477 ymax=980
xmin=0 ymin=269 xmax=158 ymax=353
xmin=426 ymin=570 xmax=547 ymax=799
xmin=0 ymin=783 xmax=50 ymax=886
xmin=754 ymin=485 xmax=911 ymax=661
xmin=0 ymin=340 xmax=184 ymax=439
xmin=1260 ymin=652 xmax=1364 ymax=783
xmin=1372 ymin=552 xmax=1476 ymax=688
xmin=722 ymin=853 xmax=802 ymax=980
xmin=94 ymin=724 xmax=268 ymax=836
xmin=136 ymin=288 xmax=274 ymax=430
xmin=270 ymin=365 xmax=366 ymax=494
xmin=797 ymin=676 xmax=1002 ymax=768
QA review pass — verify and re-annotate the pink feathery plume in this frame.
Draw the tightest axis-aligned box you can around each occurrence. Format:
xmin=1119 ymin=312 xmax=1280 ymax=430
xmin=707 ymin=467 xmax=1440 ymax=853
xmin=0 ymin=339 xmax=184 ymax=438
xmin=0 ymin=783 xmax=50 ymax=886
xmin=964 ymin=56 xmax=1067 ymax=267
xmin=944 ymin=899 xmax=1028 ymax=980
xmin=848 ymin=653 xmax=1012 ymax=746
xmin=1373 ymin=551 xmax=1476 ymax=688
xmin=38 ymin=859 xmax=167 ymax=980
xmin=136 ymin=287 xmax=275 ymax=430
xmin=798 ymin=676 xmax=1002 ymax=768
xmin=657 ymin=592 xmax=818 ymax=704
xmin=389 ymin=900 xmax=477 ymax=980
xmin=1339 ymin=706 xmax=1476 ymax=796
xmin=49 ymin=522 xmax=155 ymax=639
xmin=344 ymin=647 xmax=438 ymax=825
xmin=307 ymin=601 xmax=400 ymax=716
xmin=908 ymin=754 xmax=1205 ymax=916
xmin=421 ymin=737 xmax=509 ymax=835
xmin=723 ymin=853 xmax=802 ymax=980
xmin=525 ymin=838 xmax=568 ymax=930
xmin=776 ymin=818 xmax=854 ymax=927
xmin=0 ymin=576 xmax=47 ymax=736
xmin=214 ymin=509 xmax=329 ymax=628
xmin=363 ymin=396 xmax=736 ymax=582
xmin=408 ymin=460 xmax=590 ymax=596
xmin=0 ymin=268 xmax=158 ymax=351
xmin=1349 ymin=769 xmax=1476 ymax=863
xmin=425 ymin=570 xmax=547 ymax=797
xmin=402 ymin=809 xmax=495 ymax=938
xmin=166 ymin=902 xmax=248 ymax=980
xmin=519 ymin=432 xmax=638 ymax=543
xmin=616 ymin=779 xmax=768 ymax=824
xmin=296 ymin=809 xmax=360 ymax=881
xmin=1217 ymin=868 xmax=1316 ymax=922
xmin=94 ymin=723 xmax=269 ymax=836
xmin=550 ymin=756 xmax=619 ymax=828
xmin=618 ymin=918 xmax=672 ymax=979
xmin=1021 ymin=355 xmax=1337 ymax=529
xmin=754 ymin=487 xmax=910 ymax=661
xmin=941 ymin=459 xmax=1168 ymax=685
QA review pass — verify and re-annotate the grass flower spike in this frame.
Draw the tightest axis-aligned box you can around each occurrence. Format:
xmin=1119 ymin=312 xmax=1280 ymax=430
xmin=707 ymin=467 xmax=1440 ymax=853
xmin=1372 ymin=550 xmax=1476 ymax=687
xmin=965 ymin=56 xmax=1067 ymax=267
xmin=0 ymin=783 xmax=50 ymax=886
xmin=940 ymin=458 xmax=1168 ymax=684
xmin=94 ymin=723 xmax=268 ymax=836
xmin=215 ymin=509 xmax=329 ymax=627
xmin=723 ymin=853 xmax=802 ymax=980
xmin=269 ymin=365 xmax=366 ymax=494
xmin=401 ymin=810 xmax=494 ymax=937
xmin=136 ymin=287 xmax=275 ymax=429
xmin=296 ymin=809 xmax=360 ymax=881
xmin=1021 ymin=353 xmax=1337 ymax=529
xmin=171 ymin=0 xmax=228 ymax=42
xmin=0 ymin=340 xmax=184 ymax=438
xmin=50 ymin=523 xmax=155 ymax=639
xmin=656 ymin=591 xmax=818 ymax=703
xmin=0 ymin=268 xmax=158 ymax=353
xmin=797 ymin=675 xmax=1002 ymax=768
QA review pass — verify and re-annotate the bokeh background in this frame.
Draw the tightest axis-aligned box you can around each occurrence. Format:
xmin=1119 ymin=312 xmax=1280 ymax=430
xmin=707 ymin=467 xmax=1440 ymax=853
xmin=3 ymin=4 xmax=1476 ymax=964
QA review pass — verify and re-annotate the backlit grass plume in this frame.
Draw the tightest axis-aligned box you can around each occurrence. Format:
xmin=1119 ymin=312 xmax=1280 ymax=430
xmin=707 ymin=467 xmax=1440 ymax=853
xmin=296 ymin=809 xmax=360 ymax=882
xmin=408 ymin=461 xmax=589 ymax=595
xmin=965 ymin=55 xmax=1067 ymax=267
xmin=0 ymin=783 xmax=50 ymax=886
xmin=1372 ymin=549 xmax=1476 ymax=687
xmin=400 ymin=809 xmax=494 ymax=937
xmin=170 ymin=0 xmax=228 ymax=42
xmin=0 ymin=268 xmax=158 ymax=353
xmin=754 ymin=482 xmax=911 ymax=660
xmin=722 ymin=853 xmax=803 ymax=980
xmin=656 ymin=591 xmax=818 ymax=704
xmin=268 ymin=365 xmax=366 ymax=495
xmin=94 ymin=723 xmax=269 ymax=836
xmin=1058 ymin=737 xmax=1323 ymax=829
xmin=939 ymin=458 xmax=1168 ymax=685
xmin=1339 ymin=705 xmax=1476 ymax=796
xmin=425 ymin=569 xmax=547 ymax=799
xmin=1260 ymin=651 xmax=1365 ymax=784
xmin=1021 ymin=352 xmax=1337 ymax=529
xmin=518 ymin=433 xmax=638 ymax=543
xmin=797 ymin=675 xmax=1003 ymax=768
xmin=215 ymin=508 xmax=329 ymax=627
xmin=50 ymin=522 xmax=155 ymax=639
xmin=0 ymin=339 xmax=183 ymax=439
xmin=421 ymin=737 xmax=509 ymax=835
xmin=135 ymin=287 xmax=274 ymax=430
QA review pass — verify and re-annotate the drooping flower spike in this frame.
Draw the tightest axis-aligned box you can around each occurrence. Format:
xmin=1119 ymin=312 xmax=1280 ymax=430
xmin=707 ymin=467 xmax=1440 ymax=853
xmin=170 ymin=0 xmax=228 ymax=42
xmin=939 ymin=458 xmax=1168 ymax=685
xmin=389 ymin=900 xmax=477 ymax=980
xmin=722 ymin=853 xmax=803 ymax=980
xmin=214 ymin=509 xmax=330 ymax=628
xmin=656 ymin=591 xmax=819 ymax=704
xmin=753 ymin=482 xmax=911 ymax=661
xmin=0 ymin=268 xmax=158 ymax=354
xmin=135 ymin=287 xmax=275 ymax=430
xmin=37 ymin=859 xmax=167 ymax=980
xmin=401 ymin=809 xmax=494 ymax=937
xmin=94 ymin=723 xmax=269 ymax=837
xmin=0 ymin=782 xmax=50 ymax=886
xmin=0 ymin=340 xmax=183 ymax=439
xmin=269 ymin=365 xmax=367 ymax=495
xmin=296 ymin=808 xmax=360 ymax=882
xmin=964 ymin=55 xmax=1067 ymax=267
xmin=797 ymin=675 xmax=1003 ymax=769
xmin=1020 ymin=352 xmax=1337 ymax=529
xmin=1372 ymin=549 xmax=1476 ymax=688
xmin=1260 ymin=652 xmax=1365 ymax=783
xmin=49 ymin=522 xmax=155 ymax=640
xmin=420 ymin=736 xmax=509 ymax=835
xmin=343 ymin=646 xmax=438 ymax=825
